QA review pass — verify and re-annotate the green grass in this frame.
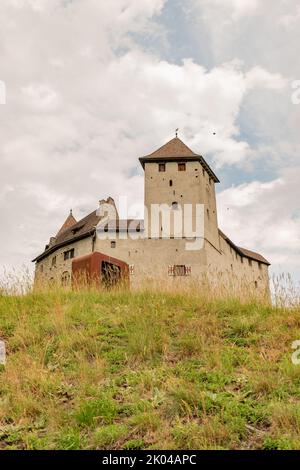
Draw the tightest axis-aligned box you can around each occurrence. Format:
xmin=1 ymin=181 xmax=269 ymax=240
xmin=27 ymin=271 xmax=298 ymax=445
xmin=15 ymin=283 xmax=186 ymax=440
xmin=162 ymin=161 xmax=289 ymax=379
xmin=0 ymin=288 xmax=300 ymax=449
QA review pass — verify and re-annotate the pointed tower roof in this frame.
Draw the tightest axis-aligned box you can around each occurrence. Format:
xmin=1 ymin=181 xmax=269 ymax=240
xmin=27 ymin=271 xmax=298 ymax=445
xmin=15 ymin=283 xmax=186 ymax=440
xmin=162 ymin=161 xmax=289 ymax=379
xmin=144 ymin=137 xmax=197 ymax=159
xmin=56 ymin=210 xmax=77 ymax=237
xmin=139 ymin=136 xmax=219 ymax=183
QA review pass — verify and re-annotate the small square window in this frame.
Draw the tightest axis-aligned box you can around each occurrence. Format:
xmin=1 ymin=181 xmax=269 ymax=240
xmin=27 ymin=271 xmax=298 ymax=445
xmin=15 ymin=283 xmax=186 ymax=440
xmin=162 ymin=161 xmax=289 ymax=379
xmin=178 ymin=163 xmax=186 ymax=172
xmin=174 ymin=265 xmax=187 ymax=276
xmin=64 ymin=249 xmax=75 ymax=261
xmin=111 ymin=241 xmax=116 ymax=248
xmin=159 ymin=163 xmax=166 ymax=172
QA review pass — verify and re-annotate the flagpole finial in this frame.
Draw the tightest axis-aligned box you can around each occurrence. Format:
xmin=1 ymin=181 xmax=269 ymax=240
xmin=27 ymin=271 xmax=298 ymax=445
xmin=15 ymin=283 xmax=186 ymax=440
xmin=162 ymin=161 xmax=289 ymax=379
xmin=175 ymin=128 xmax=179 ymax=138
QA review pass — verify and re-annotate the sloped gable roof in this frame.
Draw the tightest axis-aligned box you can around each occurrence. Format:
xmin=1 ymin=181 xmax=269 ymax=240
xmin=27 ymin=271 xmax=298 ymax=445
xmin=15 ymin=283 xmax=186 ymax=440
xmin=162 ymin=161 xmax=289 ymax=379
xmin=139 ymin=136 xmax=220 ymax=183
xmin=219 ymin=229 xmax=270 ymax=265
xmin=56 ymin=211 xmax=77 ymax=237
xmin=238 ymin=247 xmax=270 ymax=266
xmin=32 ymin=210 xmax=102 ymax=262
xmin=144 ymin=137 xmax=197 ymax=158
xmin=32 ymin=210 xmax=143 ymax=263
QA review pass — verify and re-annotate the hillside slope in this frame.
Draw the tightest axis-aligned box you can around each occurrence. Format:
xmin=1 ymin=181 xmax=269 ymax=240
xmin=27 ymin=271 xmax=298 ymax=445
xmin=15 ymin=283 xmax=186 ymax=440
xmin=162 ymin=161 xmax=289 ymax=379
xmin=0 ymin=289 xmax=300 ymax=450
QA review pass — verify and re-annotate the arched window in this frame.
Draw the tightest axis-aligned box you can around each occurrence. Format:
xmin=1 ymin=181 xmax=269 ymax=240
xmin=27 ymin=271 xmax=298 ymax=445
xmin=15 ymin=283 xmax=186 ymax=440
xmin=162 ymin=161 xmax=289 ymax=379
xmin=171 ymin=201 xmax=179 ymax=210
xmin=61 ymin=271 xmax=71 ymax=287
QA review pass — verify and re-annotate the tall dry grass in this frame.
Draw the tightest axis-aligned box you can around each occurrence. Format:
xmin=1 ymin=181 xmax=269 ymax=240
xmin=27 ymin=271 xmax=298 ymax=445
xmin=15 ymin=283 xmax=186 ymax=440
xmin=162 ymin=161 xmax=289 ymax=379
xmin=1 ymin=284 xmax=300 ymax=449
xmin=1 ymin=266 xmax=300 ymax=309
xmin=271 ymin=273 xmax=300 ymax=308
xmin=0 ymin=266 xmax=33 ymax=296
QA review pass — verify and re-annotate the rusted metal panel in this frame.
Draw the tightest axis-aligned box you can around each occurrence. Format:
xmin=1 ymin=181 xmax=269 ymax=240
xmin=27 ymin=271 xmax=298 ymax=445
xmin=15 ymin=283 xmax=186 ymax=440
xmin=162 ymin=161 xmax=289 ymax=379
xmin=72 ymin=252 xmax=129 ymax=287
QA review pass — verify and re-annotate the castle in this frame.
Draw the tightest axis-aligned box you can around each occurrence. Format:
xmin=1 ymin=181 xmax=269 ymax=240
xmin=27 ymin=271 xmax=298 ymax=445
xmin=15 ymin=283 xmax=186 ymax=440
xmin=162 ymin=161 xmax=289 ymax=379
xmin=33 ymin=136 xmax=270 ymax=295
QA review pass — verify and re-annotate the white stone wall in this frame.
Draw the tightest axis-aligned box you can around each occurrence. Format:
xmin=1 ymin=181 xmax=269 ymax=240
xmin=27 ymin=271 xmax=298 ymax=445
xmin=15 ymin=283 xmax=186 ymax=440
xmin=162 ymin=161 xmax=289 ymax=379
xmin=144 ymin=161 xmax=220 ymax=248
xmin=94 ymin=235 xmax=207 ymax=288
xmin=34 ymin=159 xmax=270 ymax=297
xmin=34 ymin=236 xmax=93 ymax=286
xmin=205 ymin=234 xmax=270 ymax=296
xmin=34 ymin=230 xmax=269 ymax=297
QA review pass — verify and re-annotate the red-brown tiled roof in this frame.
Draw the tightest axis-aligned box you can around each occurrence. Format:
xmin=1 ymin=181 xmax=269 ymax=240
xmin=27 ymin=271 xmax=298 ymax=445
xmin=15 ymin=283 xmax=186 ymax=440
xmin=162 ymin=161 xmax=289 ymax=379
xmin=55 ymin=210 xmax=101 ymax=246
xmin=219 ymin=229 xmax=270 ymax=265
xmin=238 ymin=247 xmax=270 ymax=266
xmin=32 ymin=209 xmax=143 ymax=263
xmin=56 ymin=210 xmax=77 ymax=237
xmin=139 ymin=137 xmax=220 ymax=183
xmin=32 ymin=210 xmax=102 ymax=262
xmin=144 ymin=137 xmax=197 ymax=158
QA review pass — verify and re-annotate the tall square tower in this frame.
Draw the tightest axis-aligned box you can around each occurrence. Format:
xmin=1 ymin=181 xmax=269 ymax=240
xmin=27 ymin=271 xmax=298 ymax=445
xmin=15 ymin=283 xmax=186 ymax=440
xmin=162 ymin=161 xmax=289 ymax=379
xmin=139 ymin=137 xmax=220 ymax=248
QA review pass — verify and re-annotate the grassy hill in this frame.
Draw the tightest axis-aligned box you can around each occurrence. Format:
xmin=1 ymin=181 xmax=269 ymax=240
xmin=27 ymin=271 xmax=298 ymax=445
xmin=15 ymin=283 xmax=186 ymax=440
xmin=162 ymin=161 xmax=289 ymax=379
xmin=1 ymin=288 xmax=300 ymax=450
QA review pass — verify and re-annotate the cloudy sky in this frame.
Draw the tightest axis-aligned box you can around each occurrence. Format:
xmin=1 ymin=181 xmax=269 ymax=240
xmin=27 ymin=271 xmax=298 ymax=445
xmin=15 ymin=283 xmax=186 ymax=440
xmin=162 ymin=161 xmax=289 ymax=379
xmin=0 ymin=0 xmax=299 ymax=281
